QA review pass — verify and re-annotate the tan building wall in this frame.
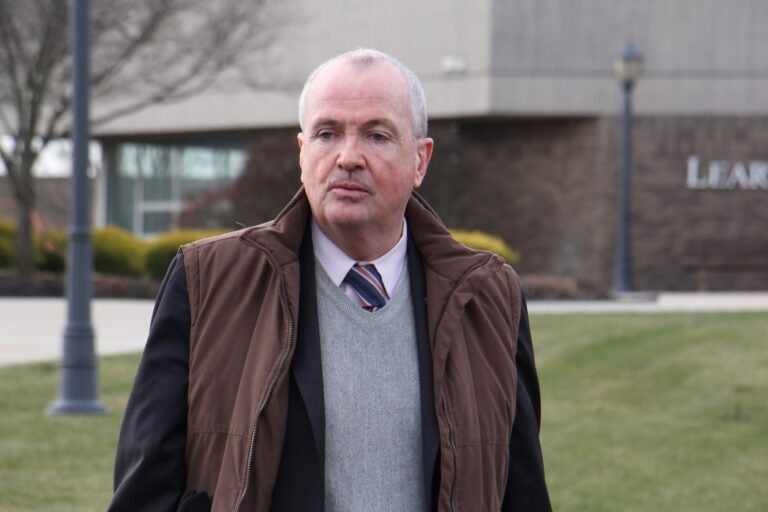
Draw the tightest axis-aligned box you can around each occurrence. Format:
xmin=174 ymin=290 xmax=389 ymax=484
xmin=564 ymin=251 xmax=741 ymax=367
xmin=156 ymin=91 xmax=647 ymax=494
xmin=94 ymin=0 xmax=768 ymax=137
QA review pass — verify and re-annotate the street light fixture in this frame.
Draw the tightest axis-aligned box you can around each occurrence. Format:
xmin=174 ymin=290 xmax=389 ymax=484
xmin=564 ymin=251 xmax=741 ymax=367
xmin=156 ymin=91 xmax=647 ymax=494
xmin=48 ymin=0 xmax=107 ymax=415
xmin=611 ymin=42 xmax=643 ymax=294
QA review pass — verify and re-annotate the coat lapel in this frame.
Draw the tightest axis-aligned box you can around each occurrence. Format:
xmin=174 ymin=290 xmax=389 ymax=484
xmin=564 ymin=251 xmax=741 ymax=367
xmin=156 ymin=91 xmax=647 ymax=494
xmin=292 ymin=229 xmax=325 ymax=464
xmin=408 ymin=236 xmax=440 ymax=510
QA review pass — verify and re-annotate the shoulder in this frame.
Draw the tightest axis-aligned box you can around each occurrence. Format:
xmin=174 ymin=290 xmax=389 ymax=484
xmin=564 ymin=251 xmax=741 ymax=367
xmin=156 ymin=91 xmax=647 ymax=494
xmin=179 ymin=225 xmax=280 ymax=302
xmin=181 ymin=224 xmax=267 ymax=256
xmin=477 ymin=261 xmax=523 ymax=322
xmin=500 ymin=263 xmax=523 ymax=305
xmin=180 ymin=219 xmax=285 ymax=266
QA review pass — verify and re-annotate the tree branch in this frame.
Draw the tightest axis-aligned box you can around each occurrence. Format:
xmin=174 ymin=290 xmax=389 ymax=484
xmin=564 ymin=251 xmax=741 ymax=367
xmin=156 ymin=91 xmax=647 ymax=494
xmin=0 ymin=4 xmax=29 ymax=132
xmin=41 ymin=94 xmax=72 ymax=142
xmin=89 ymin=0 xmax=275 ymax=126
xmin=0 ymin=0 xmax=286 ymax=276
xmin=91 ymin=69 xmax=219 ymax=127
xmin=0 ymin=105 xmax=14 ymax=133
xmin=24 ymin=3 xmax=67 ymax=154
xmin=90 ymin=0 xmax=176 ymax=89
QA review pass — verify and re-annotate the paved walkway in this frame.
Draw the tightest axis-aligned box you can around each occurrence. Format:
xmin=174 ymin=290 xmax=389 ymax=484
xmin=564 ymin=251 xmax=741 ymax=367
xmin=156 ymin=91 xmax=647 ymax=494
xmin=1 ymin=292 xmax=767 ymax=367
xmin=0 ymin=298 xmax=154 ymax=367
xmin=529 ymin=292 xmax=768 ymax=314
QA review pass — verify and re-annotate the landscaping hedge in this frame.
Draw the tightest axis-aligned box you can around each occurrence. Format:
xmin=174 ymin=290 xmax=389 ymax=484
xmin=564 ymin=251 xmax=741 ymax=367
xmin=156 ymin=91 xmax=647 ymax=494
xmin=450 ymin=229 xmax=520 ymax=265
xmin=92 ymin=226 xmax=147 ymax=277
xmin=34 ymin=226 xmax=147 ymax=277
xmin=0 ymin=222 xmax=15 ymax=268
xmin=36 ymin=229 xmax=67 ymax=273
xmin=0 ymin=223 xmax=68 ymax=271
xmin=0 ymin=223 xmax=148 ymax=278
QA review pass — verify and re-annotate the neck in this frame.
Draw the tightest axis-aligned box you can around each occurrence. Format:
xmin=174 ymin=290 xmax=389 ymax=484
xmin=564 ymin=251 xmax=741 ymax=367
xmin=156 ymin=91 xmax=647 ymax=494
xmin=319 ymin=222 xmax=403 ymax=261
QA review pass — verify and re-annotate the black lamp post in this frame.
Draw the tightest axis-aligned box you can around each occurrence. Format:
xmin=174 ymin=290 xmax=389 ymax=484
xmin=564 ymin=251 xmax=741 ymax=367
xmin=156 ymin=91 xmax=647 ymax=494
xmin=48 ymin=0 xmax=107 ymax=415
xmin=611 ymin=42 xmax=643 ymax=294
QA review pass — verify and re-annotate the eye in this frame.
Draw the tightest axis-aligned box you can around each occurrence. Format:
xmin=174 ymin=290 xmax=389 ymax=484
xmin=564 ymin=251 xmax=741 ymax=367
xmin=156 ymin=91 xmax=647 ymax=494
xmin=316 ymin=130 xmax=335 ymax=141
xmin=368 ymin=131 xmax=390 ymax=143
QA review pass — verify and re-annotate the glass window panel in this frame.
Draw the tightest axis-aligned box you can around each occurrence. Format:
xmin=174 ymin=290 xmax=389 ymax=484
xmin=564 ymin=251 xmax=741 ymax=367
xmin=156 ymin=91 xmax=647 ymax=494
xmin=110 ymin=142 xmax=247 ymax=236
xmin=142 ymin=211 xmax=172 ymax=235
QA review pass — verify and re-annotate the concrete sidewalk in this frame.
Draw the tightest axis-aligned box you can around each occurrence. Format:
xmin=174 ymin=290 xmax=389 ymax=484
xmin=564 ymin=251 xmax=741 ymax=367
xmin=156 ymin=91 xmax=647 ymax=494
xmin=529 ymin=292 xmax=768 ymax=314
xmin=1 ymin=293 xmax=767 ymax=367
xmin=0 ymin=298 xmax=154 ymax=367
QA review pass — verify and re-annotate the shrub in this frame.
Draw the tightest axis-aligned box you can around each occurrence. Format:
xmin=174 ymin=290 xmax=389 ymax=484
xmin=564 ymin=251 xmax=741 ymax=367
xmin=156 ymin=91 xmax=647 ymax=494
xmin=145 ymin=230 xmax=228 ymax=281
xmin=0 ymin=223 xmax=68 ymax=272
xmin=450 ymin=229 xmax=520 ymax=265
xmin=92 ymin=226 xmax=147 ymax=277
xmin=0 ymin=221 xmax=16 ymax=268
xmin=36 ymin=229 xmax=67 ymax=273
xmin=0 ymin=224 xmax=147 ymax=277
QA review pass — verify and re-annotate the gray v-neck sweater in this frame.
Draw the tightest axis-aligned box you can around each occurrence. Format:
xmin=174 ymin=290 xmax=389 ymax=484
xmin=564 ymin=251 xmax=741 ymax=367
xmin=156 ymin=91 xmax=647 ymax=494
xmin=315 ymin=261 xmax=426 ymax=512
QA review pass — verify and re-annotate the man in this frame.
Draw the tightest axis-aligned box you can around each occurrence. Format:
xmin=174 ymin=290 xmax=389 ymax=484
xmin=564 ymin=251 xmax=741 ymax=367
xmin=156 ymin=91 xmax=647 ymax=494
xmin=110 ymin=49 xmax=551 ymax=511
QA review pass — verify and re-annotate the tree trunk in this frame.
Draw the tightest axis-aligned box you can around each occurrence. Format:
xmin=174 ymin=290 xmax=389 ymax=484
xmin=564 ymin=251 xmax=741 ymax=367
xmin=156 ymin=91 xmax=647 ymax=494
xmin=13 ymin=161 xmax=36 ymax=279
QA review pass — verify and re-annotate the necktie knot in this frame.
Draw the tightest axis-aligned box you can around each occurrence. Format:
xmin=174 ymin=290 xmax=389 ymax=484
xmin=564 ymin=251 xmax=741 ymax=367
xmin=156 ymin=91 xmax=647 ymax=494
xmin=344 ymin=263 xmax=389 ymax=311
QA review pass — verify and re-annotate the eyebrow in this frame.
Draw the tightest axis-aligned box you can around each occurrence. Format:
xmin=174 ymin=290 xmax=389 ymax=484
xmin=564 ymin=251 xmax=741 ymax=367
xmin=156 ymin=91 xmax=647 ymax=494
xmin=308 ymin=117 xmax=401 ymax=137
xmin=309 ymin=118 xmax=343 ymax=131
xmin=360 ymin=119 xmax=400 ymax=136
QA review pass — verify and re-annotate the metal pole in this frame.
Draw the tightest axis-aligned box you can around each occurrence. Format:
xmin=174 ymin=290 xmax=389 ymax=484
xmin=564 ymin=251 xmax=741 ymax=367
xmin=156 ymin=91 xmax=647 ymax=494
xmin=48 ymin=0 xmax=107 ymax=415
xmin=612 ymin=80 xmax=634 ymax=293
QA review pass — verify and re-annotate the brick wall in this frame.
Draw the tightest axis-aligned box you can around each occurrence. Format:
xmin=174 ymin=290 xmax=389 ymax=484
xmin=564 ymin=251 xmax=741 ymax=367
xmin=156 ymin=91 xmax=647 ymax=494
xmin=420 ymin=118 xmax=616 ymax=294
xmin=419 ymin=116 xmax=768 ymax=293
xmin=631 ymin=117 xmax=768 ymax=291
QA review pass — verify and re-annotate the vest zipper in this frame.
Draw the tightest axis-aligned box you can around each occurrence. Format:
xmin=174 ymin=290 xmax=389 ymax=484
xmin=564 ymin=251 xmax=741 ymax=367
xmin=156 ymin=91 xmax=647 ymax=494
xmin=441 ymin=392 xmax=457 ymax=512
xmin=234 ymin=266 xmax=295 ymax=512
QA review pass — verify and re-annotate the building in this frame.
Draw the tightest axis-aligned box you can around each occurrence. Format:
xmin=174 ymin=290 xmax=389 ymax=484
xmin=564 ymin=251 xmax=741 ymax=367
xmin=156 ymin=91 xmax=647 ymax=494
xmin=92 ymin=0 xmax=768 ymax=293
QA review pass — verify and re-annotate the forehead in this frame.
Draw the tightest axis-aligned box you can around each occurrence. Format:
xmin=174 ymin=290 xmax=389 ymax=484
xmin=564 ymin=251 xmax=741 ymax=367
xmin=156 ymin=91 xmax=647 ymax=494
xmin=304 ymin=59 xmax=412 ymax=127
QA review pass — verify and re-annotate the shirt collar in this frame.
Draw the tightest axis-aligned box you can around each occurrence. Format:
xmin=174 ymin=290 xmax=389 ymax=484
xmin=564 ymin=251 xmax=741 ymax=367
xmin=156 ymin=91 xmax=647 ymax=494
xmin=311 ymin=219 xmax=408 ymax=295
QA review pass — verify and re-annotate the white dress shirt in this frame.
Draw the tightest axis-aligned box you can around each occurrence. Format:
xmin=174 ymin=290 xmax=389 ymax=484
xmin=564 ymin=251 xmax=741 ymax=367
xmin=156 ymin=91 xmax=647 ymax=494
xmin=311 ymin=219 xmax=408 ymax=306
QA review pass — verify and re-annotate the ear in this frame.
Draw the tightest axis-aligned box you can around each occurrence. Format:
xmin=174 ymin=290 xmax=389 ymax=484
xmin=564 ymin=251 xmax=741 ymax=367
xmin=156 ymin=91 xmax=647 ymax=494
xmin=413 ymin=137 xmax=433 ymax=188
xmin=297 ymin=132 xmax=305 ymax=182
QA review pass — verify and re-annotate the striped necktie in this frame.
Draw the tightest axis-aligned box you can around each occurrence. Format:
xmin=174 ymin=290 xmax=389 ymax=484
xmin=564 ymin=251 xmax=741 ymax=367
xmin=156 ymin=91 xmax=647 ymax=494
xmin=344 ymin=263 xmax=390 ymax=311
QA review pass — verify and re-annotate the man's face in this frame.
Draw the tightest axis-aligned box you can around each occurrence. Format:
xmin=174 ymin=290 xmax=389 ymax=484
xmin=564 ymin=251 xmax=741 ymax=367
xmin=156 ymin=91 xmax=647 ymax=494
xmin=298 ymin=59 xmax=433 ymax=248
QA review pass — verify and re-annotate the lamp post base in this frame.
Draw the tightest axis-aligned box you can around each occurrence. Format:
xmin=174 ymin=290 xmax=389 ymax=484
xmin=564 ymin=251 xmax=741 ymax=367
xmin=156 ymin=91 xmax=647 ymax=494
xmin=47 ymin=399 xmax=108 ymax=416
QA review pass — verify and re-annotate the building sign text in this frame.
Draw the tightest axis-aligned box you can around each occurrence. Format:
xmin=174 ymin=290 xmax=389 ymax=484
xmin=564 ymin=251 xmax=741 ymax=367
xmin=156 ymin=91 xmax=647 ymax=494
xmin=687 ymin=156 xmax=768 ymax=190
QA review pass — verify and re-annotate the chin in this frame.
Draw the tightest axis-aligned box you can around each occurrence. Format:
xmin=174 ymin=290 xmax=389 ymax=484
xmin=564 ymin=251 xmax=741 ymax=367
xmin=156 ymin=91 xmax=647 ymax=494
xmin=328 ymin=217 xmax=368 ymax=230
xmin=318 ymin=197 xmax=385 ymax=229
xmin=324 ymin=211 xmax=370 ymax=230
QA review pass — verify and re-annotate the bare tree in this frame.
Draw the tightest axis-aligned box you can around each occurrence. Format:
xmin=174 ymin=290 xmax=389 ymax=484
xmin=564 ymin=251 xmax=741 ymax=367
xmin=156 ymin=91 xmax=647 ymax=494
xmin=0 ymin=0 xmax=283 ymax=277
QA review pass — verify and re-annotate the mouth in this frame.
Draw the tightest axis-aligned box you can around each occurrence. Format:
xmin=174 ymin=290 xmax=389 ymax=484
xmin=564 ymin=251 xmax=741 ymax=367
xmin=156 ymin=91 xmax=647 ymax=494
xmin=330 ymin=181 xmax=369 ymax=197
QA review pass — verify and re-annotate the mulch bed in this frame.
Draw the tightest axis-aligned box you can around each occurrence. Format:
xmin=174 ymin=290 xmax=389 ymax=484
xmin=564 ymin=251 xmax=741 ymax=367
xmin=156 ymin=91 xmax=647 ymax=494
xmin=0 ymin=271 xmax=160 ymax=299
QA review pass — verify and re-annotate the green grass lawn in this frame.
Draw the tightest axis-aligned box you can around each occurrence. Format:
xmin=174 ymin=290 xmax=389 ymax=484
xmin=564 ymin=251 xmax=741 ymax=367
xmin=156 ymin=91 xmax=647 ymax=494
xmin=0 ymin=312 xmax=766 ymax=511
xmin=533 ymin=313 xmax=768 ymax=512
xmin=0 ymin=354 xmax=140 ymax=512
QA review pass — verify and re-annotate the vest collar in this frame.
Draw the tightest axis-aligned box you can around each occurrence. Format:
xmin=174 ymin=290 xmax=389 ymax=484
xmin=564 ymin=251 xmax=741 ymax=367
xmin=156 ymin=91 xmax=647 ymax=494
xmin=238 ymin=186 xmax=505 ymax=287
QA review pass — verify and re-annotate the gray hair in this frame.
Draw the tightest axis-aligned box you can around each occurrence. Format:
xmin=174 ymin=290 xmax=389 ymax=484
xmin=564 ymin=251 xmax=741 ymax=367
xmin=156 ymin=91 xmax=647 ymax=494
xmin=298 ymin=48 xmax=428 ymax=139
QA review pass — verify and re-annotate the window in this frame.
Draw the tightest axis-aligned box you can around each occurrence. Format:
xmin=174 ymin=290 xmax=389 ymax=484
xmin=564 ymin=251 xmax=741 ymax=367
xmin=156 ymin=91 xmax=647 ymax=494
xmin=107 ymin=142 xmax=246 ymax=236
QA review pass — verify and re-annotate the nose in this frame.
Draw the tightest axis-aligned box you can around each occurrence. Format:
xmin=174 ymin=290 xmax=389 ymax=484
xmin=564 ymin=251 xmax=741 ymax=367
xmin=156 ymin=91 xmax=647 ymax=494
xmin=336 ymin=134 xmax=365 ymax=171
